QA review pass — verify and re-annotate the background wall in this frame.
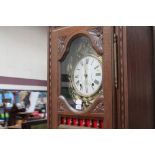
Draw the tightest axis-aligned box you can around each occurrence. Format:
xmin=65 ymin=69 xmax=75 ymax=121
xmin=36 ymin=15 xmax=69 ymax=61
xmin=0 ymin=26 xmax=48 ymax=90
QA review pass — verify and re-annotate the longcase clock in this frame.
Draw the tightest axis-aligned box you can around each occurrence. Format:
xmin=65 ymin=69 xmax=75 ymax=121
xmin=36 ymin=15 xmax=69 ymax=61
xmin=48 ymin=26 xmax=115 ymax=129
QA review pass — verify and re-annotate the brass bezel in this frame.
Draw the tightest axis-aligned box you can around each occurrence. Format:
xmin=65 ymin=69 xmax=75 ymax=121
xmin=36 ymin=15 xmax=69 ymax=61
xmin=68 ymin=55 xmax=103 ymax=109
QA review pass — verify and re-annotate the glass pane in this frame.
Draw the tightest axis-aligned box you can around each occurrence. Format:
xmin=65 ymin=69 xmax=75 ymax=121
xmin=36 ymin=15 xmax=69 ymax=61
xmin=61 ymin=36 xmax=103 ymax=111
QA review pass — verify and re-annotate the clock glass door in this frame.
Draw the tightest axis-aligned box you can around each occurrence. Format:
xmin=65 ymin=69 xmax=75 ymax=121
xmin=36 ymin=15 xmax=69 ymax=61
xmin=49 ymin=26 xmax=114 ymax=129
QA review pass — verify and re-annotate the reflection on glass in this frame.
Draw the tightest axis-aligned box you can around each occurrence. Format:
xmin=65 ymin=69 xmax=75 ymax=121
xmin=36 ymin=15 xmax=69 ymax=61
xmin=61 ymin=36 xmax=103 ymax=111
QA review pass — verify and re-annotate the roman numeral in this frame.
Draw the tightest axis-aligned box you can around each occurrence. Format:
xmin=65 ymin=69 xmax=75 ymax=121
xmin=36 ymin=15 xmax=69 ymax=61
xmin=96 ymin=73 xmax=101 ymax=76
xmin=76 ymin=80 xmax=79 ymax=85
xmin=94 ymin=79 xmax=99 ymax=85
xmin=94 ymin=65 xmax=99 ymax=69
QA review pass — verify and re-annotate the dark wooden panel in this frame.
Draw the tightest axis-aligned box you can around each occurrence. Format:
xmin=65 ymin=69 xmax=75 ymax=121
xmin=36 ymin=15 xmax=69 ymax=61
xmin=126 ymin=27 xmax=154 ymax=128
xmin=153 ymin=27 xmax=155 ymax=127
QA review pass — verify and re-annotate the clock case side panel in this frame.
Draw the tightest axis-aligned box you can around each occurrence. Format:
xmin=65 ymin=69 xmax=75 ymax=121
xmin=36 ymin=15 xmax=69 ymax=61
xmin=126 ymin=26 xmax=154 ymax=129
xmin=116 ymin=26 xmax=155 ymax=129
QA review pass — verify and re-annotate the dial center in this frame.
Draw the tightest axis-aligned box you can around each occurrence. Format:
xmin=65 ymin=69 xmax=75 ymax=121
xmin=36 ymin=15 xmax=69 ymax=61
xmin=84 ymin=74 xmax=88 ymax=78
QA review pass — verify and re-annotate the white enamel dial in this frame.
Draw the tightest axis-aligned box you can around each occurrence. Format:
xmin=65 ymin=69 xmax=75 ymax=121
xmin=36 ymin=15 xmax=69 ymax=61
xmin=73 ymin=55 xmax=102 ymax=97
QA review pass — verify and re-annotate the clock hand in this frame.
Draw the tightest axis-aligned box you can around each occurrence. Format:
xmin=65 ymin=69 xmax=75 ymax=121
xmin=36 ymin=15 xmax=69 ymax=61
xmin=80 ymin=84 xmax=83 ymax=90
xmin=86 ymin=77 xmax=89 ymax=93
xmin=84 ymin=62 xmax=87 ymax=78
xmin=83 ymin=62 xmax=87 ymax=92
xmin=84 ymin=75 xmax=87 ymax=93
xmin=84 ymin=62 xmax=89 ymax=93
xmin=84 ymin=60 xmax=91 ymax=94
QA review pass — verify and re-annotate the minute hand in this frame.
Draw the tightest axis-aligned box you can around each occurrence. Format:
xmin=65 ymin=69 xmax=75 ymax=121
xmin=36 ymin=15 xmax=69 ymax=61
xmin=84 ymin=63 xmax=88 ymax=93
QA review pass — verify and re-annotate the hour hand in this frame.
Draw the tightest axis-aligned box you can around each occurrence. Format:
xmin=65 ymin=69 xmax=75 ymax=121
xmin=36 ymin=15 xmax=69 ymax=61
xmin=84 ymin=77 xmax=89 ymax=93
xmin=85 ymin=82 xmax=88 ymax=93
xmin=84 ymin=64 xmax=87 ymax=79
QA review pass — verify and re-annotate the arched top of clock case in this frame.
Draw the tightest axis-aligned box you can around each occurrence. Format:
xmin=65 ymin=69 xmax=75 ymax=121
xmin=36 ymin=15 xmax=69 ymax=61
xmin=58 ymin=28 xmax=103 ymax=61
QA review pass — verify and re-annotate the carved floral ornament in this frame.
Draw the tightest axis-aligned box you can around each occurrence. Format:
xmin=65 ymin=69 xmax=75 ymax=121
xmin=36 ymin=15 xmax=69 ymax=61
xmin=57 ymin=27 xmax=103 ymax=54
xmin=58 ymin=35 xmax=67 ymax=53
xmin=58 ymin=92 xmax=104 ymax=114
xmin=88 ymin=27 xmax=103 ymax=54
xmin=91 ymin=102 xmax=104 ymax=113
xmin=58 ymin=95 xmax=104 ymax=114
xmin=58 ymin=96 xmax=69 ymax=112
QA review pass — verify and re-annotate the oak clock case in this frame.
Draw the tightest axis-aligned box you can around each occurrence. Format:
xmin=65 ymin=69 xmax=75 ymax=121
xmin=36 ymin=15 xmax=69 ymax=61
xmin=48 ymin=26 xmax=113 ymax=129
xmin=61 ymin=36 xmax=103 ymax=111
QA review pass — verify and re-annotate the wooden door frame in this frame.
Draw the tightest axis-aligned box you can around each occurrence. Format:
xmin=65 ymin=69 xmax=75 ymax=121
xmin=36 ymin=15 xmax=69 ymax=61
xmin=115 ymin=26 xmax=129 ymax=129
xmin=103 ymin=27 xmax=115 ymax=128
xmin=48 ymin=26 xmax=116 ymax=129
